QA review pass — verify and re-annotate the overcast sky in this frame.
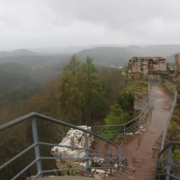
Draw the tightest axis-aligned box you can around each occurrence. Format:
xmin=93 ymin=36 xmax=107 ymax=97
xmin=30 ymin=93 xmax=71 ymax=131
xmin=1 ymin=0 xmax=180 ymax=50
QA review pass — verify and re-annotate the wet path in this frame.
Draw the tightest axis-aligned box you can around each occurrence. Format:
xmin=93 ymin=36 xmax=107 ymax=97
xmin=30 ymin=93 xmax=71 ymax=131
xmin=104 ymin=86 xmax=172 ymax=180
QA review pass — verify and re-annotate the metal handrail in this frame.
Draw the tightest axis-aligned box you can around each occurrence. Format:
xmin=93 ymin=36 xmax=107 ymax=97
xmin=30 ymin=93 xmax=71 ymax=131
xmin=161 ymin=80 xmax=177 ymax=150
xmin=92 ymin=78 xmax=153 ymax=139
xmin=0 ymin=112 xmax=123 ymax=180
xmin=156 ymin=66 xmax=180 ymax=180
xmin=156 ymin=141 xmax=180 ymax=180
xmin=0 ymin=112 xmax=117 ymax=148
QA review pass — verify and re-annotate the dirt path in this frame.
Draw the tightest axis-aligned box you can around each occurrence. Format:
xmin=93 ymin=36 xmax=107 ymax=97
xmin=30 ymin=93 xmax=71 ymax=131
xmin=105 ymin=86 xmax=172 ymax=180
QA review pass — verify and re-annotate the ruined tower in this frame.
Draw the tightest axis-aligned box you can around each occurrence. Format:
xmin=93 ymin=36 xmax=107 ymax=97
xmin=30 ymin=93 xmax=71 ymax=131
xmin=175 ymin=54 xmax=179 ymax=66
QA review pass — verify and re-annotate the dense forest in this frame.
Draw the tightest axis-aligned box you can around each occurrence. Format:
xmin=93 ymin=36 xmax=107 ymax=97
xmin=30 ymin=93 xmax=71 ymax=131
xmin=0 ymin=55 xmax=137 ymax=180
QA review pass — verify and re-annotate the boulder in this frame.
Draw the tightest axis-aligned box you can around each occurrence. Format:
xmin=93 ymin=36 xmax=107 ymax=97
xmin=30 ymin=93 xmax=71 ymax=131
xmin=51 ymin=126 xmax=94 ymax=159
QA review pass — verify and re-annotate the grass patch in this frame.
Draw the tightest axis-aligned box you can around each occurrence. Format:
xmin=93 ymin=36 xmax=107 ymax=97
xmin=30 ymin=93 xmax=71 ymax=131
xmin=127 ymin=79 xmax=148 ymax=93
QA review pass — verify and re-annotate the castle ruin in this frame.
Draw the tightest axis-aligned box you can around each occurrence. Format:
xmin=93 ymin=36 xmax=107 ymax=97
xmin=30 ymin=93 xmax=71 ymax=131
xmin=128 ymin=57 xmax=166 ymax=74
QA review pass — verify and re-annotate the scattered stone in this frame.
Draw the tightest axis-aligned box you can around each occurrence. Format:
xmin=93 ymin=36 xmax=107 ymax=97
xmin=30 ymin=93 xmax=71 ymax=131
xmin=146 ymin=151 xmax=152 ymax=155
xmin=126 ymin=133 xmax=133 ymax=136
xmin=95 ymin=169 xmax=106 ymax=174
xmin=135 ymin=130 xmax=142 ymax=135
xmin=140 ymin=128 xmax=146 ymax=132
xmin=80 ymin=161 xmax=86 ymax=167
xmin=26 ymin=176 xmax=37 ymax=180
xmin=90 ymin=169 xmax=96 ymax=176
xmin=156 ymin=140 xmax=162 ymax=145
xmin=133 ymin=158 xmax=142 ymax=163
xmin=153 ymin=146 xmax=160 ymax=151
xmin=112 ymin=169 xmax=119 ymax=173
xmin=129 ymin=166 xmax=136 ymax=173
xmin=149 ymin=130 xmax=157 ymax=134
xmin=95 ymin=174 xmax=105 ymax=180
xmin=163 ymin=105 xmax=171 ymax=110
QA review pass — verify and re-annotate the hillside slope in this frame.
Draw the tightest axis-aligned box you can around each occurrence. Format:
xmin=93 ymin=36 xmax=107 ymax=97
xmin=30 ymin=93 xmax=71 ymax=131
xmin=76 ymin=47 xmax=133 ymax=66
xmin=166 ymin=52 xmax=180 ymax=62
xmin=0 ymin=62 xmax=32 ymax=75
xmin=0 ymin=54 xmax=72 ymax=68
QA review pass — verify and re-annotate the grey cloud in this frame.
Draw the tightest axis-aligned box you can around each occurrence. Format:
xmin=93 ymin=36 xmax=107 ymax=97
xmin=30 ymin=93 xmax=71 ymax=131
xmin=0 ymin=0 xmax=180 ymax=50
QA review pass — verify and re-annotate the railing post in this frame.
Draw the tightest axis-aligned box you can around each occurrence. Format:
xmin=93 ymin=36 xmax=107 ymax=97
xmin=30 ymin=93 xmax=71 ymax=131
xmin=117 ymin=147 xmax=119 ymax=170
xmin=166 ymin=145 xmax=172 ymax=180
xmin=110 ymin=144 xmax=112 ymax=174
xmin=85 ymin=132 xmax=90 ymax=177
xmin=139 ymin=117 xmax=141 ymax=129
xmin=32 ymin=117 xmax=43 ymax=178
xmin=156 ymin=156 xmax=161 ymax=180
xmin=151 ymin=99 xmax=153 ymax=109
xmin=124 ymin=125 xmax=126 ymax=136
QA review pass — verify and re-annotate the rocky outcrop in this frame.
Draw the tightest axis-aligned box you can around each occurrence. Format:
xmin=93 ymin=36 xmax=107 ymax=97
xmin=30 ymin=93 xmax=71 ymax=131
xmin=51 ymin=126 xmax=93 ymax=159
xmin=50 ymin=126 xmax=123 ymax=178
xmin=51 ymin=126 xmax=94 ymax=175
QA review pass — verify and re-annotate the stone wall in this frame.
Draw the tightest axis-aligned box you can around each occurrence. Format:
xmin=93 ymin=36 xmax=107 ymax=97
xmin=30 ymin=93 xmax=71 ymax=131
xmin=129 ymin=57 xmax=166 ymax=74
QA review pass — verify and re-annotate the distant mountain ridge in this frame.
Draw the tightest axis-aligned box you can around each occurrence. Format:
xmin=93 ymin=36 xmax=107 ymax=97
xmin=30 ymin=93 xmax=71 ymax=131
xmin=29 ymin=44 xmax=180 ymax=57
xmin=76 ymin=47 xmax=133 ymax=66
xmin=76 ymin=45 xmax=180 ymax=65
xmin=0 ymin=44 xmax=180 ymax=68
xmin=0 ymin=54 xmax=72 ymax=68
xmin=0 ymin=49 xmax=42 ymax=57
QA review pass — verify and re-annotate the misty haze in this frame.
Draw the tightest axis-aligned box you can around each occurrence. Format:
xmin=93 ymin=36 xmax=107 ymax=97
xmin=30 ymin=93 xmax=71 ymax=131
xmin=0 ymin=0 xmax=180 ymax=180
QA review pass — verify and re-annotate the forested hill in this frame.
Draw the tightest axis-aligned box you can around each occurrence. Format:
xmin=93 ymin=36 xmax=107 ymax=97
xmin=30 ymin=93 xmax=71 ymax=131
xmin=0 ymin=63 xmax=40 ymax=105
xmin=0 ymin=62 xmax=32 ymax=75
xmin=0 ymin=53 xmax=72 ymax=68
xmin=76 ymin=47 xmax=133 ymax=66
